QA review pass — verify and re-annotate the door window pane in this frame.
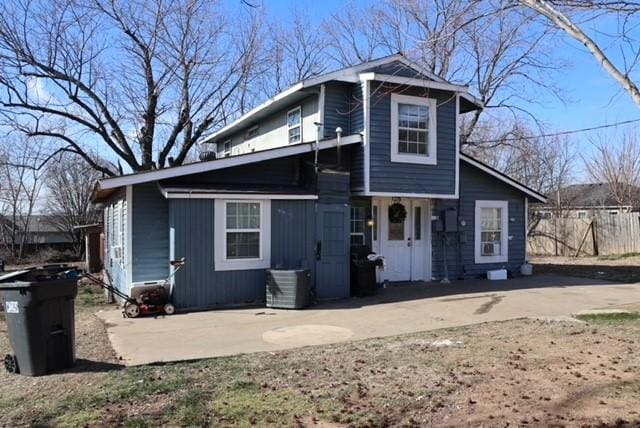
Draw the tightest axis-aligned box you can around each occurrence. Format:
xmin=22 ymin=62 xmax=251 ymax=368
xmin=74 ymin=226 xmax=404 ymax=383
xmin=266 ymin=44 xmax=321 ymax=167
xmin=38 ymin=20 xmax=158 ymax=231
xmin=350 ymin=206 xmax=366 ymax=245
xmin=372 ymin=205 xmax=378 ymax=241
xmin=388 ymin=219 xmax=405 ymax=240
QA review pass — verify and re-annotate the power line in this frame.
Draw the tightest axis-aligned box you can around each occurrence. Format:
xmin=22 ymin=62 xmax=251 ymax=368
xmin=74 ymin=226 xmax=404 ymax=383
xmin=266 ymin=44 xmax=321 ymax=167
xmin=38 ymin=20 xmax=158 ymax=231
xmin=468 ymin=117 xmax=640 ymax=144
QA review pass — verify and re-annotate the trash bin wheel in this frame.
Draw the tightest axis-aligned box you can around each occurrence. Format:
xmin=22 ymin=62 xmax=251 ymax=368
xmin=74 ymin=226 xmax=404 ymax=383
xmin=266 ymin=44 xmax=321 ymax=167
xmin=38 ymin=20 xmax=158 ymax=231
xmin=163 ymin=303 xmax=175 ymax=315
xmin=4 ymin=354 xmax=18 ymax=374
xmin=124 ymin=301 xmax=141 ymax=318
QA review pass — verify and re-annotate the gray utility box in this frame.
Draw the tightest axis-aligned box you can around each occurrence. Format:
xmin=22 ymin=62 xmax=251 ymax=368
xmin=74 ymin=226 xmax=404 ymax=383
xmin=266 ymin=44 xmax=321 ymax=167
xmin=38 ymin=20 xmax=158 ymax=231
xmin=0 ymin=267 xmax=78 ymax=376
xmin=266 ymin=269 xmax=311 ymax=309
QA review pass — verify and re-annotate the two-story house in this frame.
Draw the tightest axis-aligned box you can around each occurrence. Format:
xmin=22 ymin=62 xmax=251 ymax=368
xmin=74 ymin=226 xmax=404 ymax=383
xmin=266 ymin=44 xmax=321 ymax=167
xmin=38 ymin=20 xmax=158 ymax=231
xmin=93 ymin=54 xmax=546 ymax=310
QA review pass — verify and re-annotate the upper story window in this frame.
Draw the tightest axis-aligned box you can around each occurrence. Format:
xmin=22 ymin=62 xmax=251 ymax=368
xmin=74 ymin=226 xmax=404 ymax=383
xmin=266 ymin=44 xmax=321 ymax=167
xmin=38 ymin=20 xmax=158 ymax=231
xmin=220 ymin=140 xmax=231 ymax=157
xmin=287 ymin=106 xmax=302 ymax=144
xmin=390 ymin=93 xmax=437 ymax=165
xmin=475 ymin=200 xmax=509 ymax=264
xmin=246 ymin=125 xmax=259 ymax=140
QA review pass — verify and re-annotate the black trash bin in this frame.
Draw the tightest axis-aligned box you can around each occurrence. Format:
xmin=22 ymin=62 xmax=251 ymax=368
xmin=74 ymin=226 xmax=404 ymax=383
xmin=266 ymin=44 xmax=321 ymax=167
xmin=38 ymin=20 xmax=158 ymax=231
xmin=0 ymin=266 xmax=78 ymax=376
xmin=350 ymin=245 xmax=378 ymax=297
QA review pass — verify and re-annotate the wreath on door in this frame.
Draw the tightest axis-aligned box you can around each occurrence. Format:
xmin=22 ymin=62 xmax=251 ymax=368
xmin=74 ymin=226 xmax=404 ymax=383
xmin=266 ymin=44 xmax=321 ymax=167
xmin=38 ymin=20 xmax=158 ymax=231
xmin=388 ymin=203 xmax=407 ymax=224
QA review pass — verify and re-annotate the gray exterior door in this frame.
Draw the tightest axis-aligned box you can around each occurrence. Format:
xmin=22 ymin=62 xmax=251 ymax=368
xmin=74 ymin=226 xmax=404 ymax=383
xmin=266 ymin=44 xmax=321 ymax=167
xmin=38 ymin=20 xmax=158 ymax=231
xmin=315 ymin=203 xmax=350 ymax=299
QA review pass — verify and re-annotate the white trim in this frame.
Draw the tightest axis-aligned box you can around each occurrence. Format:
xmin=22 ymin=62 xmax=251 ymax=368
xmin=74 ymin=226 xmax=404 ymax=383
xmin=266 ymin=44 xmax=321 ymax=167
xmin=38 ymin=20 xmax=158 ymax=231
xmin=390 ymin=93 xmax=437 ymax=165
xmin=287 ymin=106 xmax=302 ymax=144
xmin=200 ymin=54 xmax=481 ymax=145
xmin=125 ymin=186 xmax=133 ymax=288
xmin=460 ymin=154 xmax=547 ymax=203
xmin=460 ymin=93 xmax=484 ymax=110
xmin=201 ymin=83 xmax=304 ymax=144
xmin=355 ymin=191 xmax=458 ymax=199
xmin=455 ymin=95 xmax=460 ymax=198
xmin=360 ymin=73 xmax=469 ymax=93
xmin=97 ymin=135 xmax=362 ymax=192
xmin=475 ymin=200 xmax=509 ymax=264
xmin=318 ymin=84 xmax=326 ymax=138
xmin=245 ymin=125 xmax=259 ymax=140
xmin=221 ymin=139 xmax=231 ymax=157
xmin=363 ymin=80 xmax=371 ymax=193
xmin=214 ymin=199 xmax=271 ymax=271
xmin=163 ymin=192 xmax=318 ymax=200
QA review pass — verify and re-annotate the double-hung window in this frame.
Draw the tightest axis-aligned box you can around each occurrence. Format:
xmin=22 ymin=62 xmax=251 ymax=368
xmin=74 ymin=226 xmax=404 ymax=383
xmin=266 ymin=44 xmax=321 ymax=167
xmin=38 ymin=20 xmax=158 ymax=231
xmin=287 ymin=106 xmax=302 ymax=144
xmin=214 ymin=200 xmax=271 ymax=271
xmin=390 ymin=93 xmax=437 ymax=165
xmin=475 ymin=200 xmax=509 ymax=264
xmin=350 ymin=206 xmax=366 ymax=245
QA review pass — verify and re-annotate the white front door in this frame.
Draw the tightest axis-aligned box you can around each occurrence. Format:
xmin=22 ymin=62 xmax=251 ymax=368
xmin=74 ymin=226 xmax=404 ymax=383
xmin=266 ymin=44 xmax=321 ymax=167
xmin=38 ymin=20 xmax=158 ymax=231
xmin=376 ymin=198 xmax=431 ymax=282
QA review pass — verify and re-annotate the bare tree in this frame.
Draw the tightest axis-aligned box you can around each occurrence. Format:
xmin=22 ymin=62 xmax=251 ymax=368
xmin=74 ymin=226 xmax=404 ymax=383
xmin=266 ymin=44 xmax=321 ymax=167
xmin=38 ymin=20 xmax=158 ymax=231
xmin=466 ymin=119 xmax=576 ymax=197
xmin=45 ymin=154 xmax=104 ymax=257
xmin=261 ymin=11 xmax=330 ymax=97
xmin=585 ymin=131 xmax=640 ymax=206
xmin=323 ymin=0 xmax=562 ymax=139
xmin=0 ymin=0 xmax=263 ymax=175
xmin=0 ymin=139 xmax=45 ymax=259
xmin=519 ymin=0 xmax=640 ymax=107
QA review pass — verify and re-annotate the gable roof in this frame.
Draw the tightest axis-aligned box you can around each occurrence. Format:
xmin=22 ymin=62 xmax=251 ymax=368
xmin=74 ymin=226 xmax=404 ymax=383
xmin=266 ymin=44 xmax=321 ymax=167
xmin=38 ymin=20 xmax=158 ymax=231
xmin=201 ymin=54 xmax=483 ymax=146
xmin=93 ymin=134 xmax=362 ymax=202
xmin=460 ymin=153 xmax=547 ymax=203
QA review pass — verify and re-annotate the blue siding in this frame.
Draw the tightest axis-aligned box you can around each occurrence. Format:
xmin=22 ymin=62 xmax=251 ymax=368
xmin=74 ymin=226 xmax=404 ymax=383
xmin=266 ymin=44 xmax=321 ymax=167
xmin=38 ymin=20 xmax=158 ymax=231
xmin=131 ymin=183 xmax=169 ymax=282
xmin=169 ymin=198 xmax=317 ymax=309
xmin=369 ymin=84 xmax=457 ymax=195
xmin=323 ymin=82 xmax=351 ymax=139
xmin=431 ymin=163 xmax=527 ymax=279
xmin=350 ymin=83 xmax=365 ymax=191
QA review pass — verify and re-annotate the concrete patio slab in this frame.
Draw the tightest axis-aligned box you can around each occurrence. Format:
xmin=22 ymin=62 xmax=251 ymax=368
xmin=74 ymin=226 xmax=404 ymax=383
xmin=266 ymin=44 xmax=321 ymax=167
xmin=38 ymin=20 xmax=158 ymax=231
xmin=96 ymin=275 xmax=640 ymax=365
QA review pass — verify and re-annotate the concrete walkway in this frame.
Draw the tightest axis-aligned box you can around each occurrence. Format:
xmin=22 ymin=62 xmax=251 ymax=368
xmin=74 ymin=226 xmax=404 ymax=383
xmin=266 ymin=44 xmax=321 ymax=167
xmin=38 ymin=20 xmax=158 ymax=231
xmin=96 ymin=275 xmax=640 ymax=365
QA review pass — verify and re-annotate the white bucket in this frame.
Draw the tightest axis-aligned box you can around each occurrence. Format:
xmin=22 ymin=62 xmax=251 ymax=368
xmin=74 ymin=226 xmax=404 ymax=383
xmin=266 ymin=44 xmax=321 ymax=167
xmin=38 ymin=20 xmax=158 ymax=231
xmin=520 ymin=263 xmax=533 ymax=276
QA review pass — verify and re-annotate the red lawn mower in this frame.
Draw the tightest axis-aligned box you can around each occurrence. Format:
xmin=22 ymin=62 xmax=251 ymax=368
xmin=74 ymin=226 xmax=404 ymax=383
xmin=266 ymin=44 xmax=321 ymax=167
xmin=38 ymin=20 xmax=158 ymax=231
xmin=84 ymin=258 xmax=185 ymax=318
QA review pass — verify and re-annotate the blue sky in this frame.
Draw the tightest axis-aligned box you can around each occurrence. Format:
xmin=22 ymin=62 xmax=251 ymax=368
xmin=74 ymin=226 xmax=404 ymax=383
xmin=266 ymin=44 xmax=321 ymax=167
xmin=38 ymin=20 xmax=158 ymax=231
xmin=261 ymin=0 xmax=640 ymax=159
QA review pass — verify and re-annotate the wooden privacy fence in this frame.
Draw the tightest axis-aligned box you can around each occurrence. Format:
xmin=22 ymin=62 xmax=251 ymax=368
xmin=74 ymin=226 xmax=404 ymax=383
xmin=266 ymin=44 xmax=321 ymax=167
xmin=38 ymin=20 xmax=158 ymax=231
xmin=528 ymin=212 xmax=640 ymax=256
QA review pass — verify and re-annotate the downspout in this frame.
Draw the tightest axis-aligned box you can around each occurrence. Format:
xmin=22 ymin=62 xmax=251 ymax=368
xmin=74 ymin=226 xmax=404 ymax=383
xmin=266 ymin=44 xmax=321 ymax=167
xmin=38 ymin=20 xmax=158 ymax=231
xmin=335 ymin=127 xmax=343 ymax=167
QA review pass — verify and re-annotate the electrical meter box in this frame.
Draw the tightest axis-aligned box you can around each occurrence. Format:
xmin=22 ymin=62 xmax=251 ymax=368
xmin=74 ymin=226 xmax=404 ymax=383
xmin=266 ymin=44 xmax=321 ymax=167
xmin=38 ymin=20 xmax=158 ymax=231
xmin=443 ymin=209 xmax=458 ymax=233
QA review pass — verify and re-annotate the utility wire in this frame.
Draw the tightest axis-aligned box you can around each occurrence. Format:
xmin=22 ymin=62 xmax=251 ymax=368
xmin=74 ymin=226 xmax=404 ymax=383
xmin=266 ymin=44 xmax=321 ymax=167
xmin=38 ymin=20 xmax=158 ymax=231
xmin=467 ymin=117 xmax=640 ymax=144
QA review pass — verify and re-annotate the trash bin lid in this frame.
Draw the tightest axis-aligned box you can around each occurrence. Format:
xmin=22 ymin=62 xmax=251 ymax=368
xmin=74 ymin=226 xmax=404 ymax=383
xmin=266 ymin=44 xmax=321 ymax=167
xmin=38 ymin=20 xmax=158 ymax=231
xmin=0 ymin=270 xmax=32 ymax=284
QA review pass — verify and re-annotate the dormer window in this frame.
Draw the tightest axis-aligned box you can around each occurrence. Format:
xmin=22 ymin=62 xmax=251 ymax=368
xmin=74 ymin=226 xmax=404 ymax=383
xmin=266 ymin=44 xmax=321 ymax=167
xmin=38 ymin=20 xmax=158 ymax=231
xmin=287 ymin=106 xmax=302 ymax=144
xmin=390 ymin=94 xmax=437 ymax=165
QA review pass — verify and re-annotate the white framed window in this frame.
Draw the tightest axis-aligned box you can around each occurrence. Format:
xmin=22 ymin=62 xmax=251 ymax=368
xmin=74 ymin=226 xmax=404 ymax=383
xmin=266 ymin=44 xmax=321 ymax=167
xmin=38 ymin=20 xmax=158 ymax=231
xmin=214 ymin=199 xmax=271 ymax=271
xmin=577 ymin=210 xmax=587 ymax=219
xmin=287 ymin=106 xmax=302 ymax=144
xmin=350 ymin=206 xmax=366 ymax=246
xmin=221 ymin=140 xmax=231 ymax=157
xmin=390 ymin=93 xmax=437 ymax=165
xmin=475 ymin=200 xmax=509 ymax=264
xmin=246 ymin=125 xmax=259 ymax=140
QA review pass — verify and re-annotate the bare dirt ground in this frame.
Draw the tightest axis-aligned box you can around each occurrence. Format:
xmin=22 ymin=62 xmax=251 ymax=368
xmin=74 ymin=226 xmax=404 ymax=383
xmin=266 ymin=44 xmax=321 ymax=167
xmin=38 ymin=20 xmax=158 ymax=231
xmin=2 ymin=281 xmax=640 ymax=427
xmin=532 ymin=255 xmax=640 ymax=283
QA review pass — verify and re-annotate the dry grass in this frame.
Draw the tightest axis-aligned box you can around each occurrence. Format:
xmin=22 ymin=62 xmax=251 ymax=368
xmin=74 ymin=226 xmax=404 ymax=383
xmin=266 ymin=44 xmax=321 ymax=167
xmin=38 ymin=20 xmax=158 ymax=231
xmin=532 ymin=255 xmax=640 ymax=283
xmin=2 ymin=294 xmax=640 ymax=427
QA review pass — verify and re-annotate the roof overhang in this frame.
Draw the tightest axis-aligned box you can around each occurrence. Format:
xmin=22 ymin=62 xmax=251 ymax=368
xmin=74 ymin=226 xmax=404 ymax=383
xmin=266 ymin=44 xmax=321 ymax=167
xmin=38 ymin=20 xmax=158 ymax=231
xmin=359 ymin=72 xmax=482 ymax=112
xmin=201 ymin=54 xmax=481 ymax=144
xmin=460 ymin=153 xmax=547 ymax=203
xmin=92 ymin=134 xmax=362 ymax=203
